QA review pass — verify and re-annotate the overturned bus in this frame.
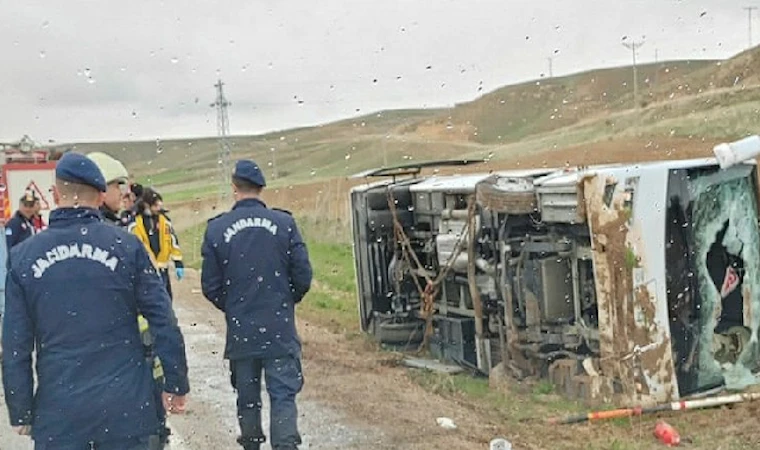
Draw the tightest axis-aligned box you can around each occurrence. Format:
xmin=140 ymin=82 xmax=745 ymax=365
xmin=349 ymin=158 xmax=760 ymax=405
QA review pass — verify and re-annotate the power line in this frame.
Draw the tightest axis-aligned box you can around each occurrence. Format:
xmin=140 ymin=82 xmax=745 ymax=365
xmin=744 ymin=6 xmax=757 ymax=48
xmin=211 ymin=79 xmax=232 ymax=204
xmin=622 ymin=39 xmax=645 ymax=110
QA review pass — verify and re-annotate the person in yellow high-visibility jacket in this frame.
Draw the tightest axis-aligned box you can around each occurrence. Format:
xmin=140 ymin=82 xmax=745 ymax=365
xmin=128 ymin=187 xmax=184 ymax=300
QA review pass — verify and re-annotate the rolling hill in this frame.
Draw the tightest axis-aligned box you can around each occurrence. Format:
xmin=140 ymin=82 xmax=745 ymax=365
xmin=54 ymin=45 xmax=760 ymax=207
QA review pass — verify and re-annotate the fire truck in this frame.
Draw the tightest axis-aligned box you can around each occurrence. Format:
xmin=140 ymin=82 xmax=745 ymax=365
xmin=0 ymin=136 xmax=61 ymax=226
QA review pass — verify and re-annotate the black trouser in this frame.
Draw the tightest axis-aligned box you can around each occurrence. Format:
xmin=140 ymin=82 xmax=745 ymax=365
xmin=151 ymin=358 xmax=170 ymax=447
xmin=141 ymin=329 xmax=169 ymax=448
xmin=230 ymin=355 xmax=304 ymax=449
xmin=158 ymin=268 xmax=173 ymax=300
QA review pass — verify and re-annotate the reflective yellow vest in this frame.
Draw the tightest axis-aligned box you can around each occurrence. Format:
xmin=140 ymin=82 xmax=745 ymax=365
xmin=130 ymin=213 xmax=183 ymax=269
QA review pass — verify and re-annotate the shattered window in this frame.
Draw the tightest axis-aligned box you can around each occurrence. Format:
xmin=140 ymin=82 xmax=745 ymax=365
xmin=674 ymin=165 xmax=760 ymax=394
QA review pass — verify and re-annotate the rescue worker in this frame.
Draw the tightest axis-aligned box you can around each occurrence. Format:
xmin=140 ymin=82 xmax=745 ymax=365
xmin=2 ymin=152 xmax=190 ymax=450
xmin=120 ymin=183 xmax=141 ymax=226
xmin=131 ymin=182 xmax=144 ymax=200
xmin=5 ymin=191 xmax=38 ymax=249
xmin=130 ymin=188 xmax=184 ymax=299
xmin=87 ymin=151 xmax=173 ymax=446
xmin=201 ymin=160 xmax=313 ymax=450
xmin=86 ymin=152 xmax=132 ymax=227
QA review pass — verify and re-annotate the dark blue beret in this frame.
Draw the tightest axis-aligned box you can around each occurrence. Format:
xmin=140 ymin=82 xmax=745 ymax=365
xmin=233 ymin=160 xmax=266 ymax=187
xmin=55 ymin=152 xmax=107 ymax=192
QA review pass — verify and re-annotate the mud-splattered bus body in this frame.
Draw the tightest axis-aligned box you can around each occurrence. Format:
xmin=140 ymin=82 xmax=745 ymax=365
xmin=349 ymin=158 xmax=760 ymax=405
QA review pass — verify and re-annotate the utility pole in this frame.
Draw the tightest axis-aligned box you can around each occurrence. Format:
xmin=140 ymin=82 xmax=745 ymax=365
xmin=271 ymin=146 xmax=278 ymax=179
xmin=622 ymin=40 xmax=645 ymax=109
xmin=211 ymin=80 xmax=232 ymax=205
xmin=547 ymin=56 xmax=554 ymax=78
xmin=653 ymin=48 xmax=660 ymax=91
xmin=745 ymin=6 xmax=757 ymax=48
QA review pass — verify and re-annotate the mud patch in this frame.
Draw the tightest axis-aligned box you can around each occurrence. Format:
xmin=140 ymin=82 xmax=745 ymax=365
xmin=583 ymin=174 xmax=675 ymax=405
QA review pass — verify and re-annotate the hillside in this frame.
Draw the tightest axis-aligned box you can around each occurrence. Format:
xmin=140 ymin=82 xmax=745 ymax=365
xmin=411 ymin=60 xmax=715 ymax=144
xmin=56 ymin=46 xmax=760 ymax=207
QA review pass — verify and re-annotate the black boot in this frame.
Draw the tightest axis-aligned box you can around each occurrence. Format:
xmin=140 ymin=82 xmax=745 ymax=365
xmin=160 ymin=426 xmax=171 ymax=444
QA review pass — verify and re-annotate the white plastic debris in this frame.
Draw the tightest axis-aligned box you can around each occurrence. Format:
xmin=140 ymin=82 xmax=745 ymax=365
xmin=490 ymin=437 xmax=513 ymax=450
xmin=436 ymin=417 xmax=457 ymax=430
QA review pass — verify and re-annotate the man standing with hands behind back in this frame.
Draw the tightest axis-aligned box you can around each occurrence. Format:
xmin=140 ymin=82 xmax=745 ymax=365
xmin=2 ymin=152 xmax=190 ymax=450
xmin=201 ymin=160 xmax=312 ymax=450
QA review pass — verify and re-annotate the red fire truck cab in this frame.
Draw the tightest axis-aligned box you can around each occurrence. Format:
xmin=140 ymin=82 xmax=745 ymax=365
xmin=0 ymin=138 xmax=61 ymax=226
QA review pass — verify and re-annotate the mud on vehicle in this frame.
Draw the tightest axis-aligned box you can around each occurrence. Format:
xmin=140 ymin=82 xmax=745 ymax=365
xmin=349 ymin=158 xmax=760 ymax=405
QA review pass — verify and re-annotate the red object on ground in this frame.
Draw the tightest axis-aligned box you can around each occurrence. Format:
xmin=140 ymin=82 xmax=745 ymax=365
xmin=654 ymin=420 xmax=681 ymax=446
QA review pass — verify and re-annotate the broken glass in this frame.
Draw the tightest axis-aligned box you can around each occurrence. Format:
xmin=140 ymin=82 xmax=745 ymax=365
xmin=689 ymin=166 xmax=760 ymax=392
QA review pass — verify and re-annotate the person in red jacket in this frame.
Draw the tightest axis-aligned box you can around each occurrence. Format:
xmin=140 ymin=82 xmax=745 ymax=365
xmin=31 ymin=197 xmax=46 ymax=233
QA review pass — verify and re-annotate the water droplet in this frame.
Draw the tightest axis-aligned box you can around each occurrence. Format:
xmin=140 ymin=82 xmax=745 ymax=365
xmin=345 ymin=154 xmax=351 ymax=160
xmin=81 ymin=227 xmax=88 ymax=235
xmin=310 ymin=169 xmax=317 ymax=176
xmin=87 ymin=77 xmax=96 ymax=85
xmin=170 ymin=57 xmax=179 ymax=64
xmin=41 ymin=21 xmax=50 ymax=29
xmin=258 ymin=327 xmax=267 ymax=333
xmin=39 ymin=51 xmax=46 ymax=59
xmin=257 ymin=276 xmax=264 ymax=283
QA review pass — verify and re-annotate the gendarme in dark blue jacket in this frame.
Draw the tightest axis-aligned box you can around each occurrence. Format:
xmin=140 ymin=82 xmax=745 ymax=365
xmin=5 ymin=211 xmax=34 ymax=249
xmin=201 ymin=198 xmax=312 ymax=360
xmin=1 ymin=208 xmax=190 ymax=446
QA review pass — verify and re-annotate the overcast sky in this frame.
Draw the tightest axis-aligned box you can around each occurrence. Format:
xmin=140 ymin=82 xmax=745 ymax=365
xmin=0 ymin=0 xmax=750 ymax=143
